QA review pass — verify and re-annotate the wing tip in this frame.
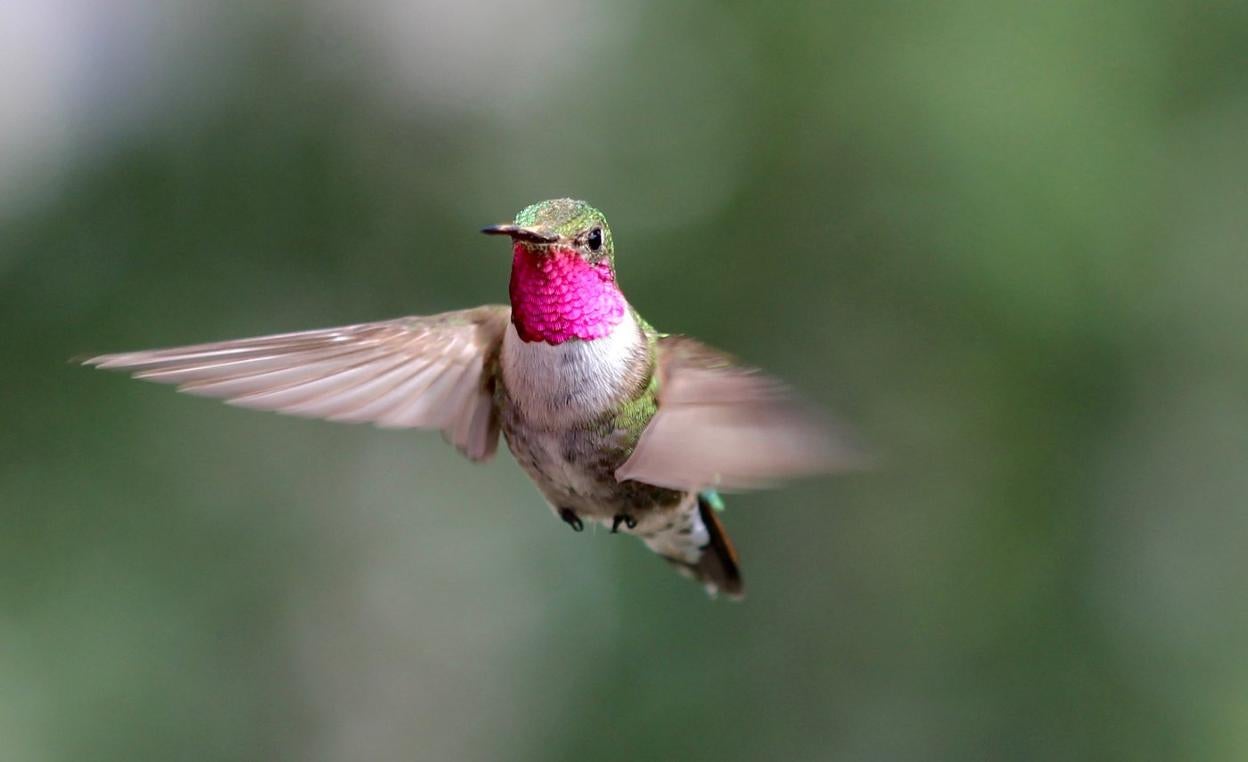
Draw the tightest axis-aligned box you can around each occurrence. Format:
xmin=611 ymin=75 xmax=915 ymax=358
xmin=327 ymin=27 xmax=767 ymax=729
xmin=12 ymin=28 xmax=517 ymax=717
xmin=821 ymin=429 xmax=876 ymax=472
xmin=76 ymin=353 xmax=117 ymax=368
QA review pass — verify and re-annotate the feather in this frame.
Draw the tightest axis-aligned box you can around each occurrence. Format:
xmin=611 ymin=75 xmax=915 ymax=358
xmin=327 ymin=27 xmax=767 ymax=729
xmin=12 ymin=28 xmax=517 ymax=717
xmin=85 ymin=306 xmax=511 ymax=462
xmin=616 ymin=335 xmax=863 ymax=490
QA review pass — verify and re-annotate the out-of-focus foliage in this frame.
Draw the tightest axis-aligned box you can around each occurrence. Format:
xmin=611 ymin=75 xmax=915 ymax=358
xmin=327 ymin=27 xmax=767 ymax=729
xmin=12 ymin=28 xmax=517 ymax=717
xmin=3 ymin=1 xmax=1247 ymax=759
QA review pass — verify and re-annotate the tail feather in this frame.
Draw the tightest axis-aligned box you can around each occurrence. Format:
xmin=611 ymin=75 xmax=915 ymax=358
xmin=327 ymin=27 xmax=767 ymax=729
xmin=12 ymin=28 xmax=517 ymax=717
xmin=690 ymin=494 xmax=744 ymax=599
xmin=652 ymin=494 xmax=743 ymax=600
xmin=638 ymin=492 xmax=745 ymax=599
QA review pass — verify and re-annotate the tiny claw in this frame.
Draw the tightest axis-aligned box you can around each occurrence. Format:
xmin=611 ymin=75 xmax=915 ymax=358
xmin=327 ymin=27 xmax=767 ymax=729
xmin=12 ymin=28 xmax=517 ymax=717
xmin=611 ymin=514 xmax=638 ymax=534
xmin=559 ymin=508 xmax=584 ymax=532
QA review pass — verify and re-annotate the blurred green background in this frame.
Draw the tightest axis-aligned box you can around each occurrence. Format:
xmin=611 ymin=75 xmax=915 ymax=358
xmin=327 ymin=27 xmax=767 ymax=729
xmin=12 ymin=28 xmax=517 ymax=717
xmin=3 ymin=1 xmax=1247 ymax=760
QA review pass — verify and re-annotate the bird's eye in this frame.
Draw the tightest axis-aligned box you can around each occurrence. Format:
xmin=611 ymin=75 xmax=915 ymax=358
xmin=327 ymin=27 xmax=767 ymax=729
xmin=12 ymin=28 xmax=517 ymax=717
xmin=586 ymin=227 xmax=603 ymax=252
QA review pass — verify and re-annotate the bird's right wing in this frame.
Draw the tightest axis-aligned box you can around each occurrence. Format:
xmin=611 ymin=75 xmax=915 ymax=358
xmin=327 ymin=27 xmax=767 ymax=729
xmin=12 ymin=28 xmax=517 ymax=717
xmin=84 ymin=306 xmax=512 ymax=462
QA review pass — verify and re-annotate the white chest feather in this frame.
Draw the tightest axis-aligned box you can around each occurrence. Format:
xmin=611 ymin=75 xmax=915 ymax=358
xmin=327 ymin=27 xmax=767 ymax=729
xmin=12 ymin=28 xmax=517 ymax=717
xmin=500 ymin=310 xmax=644 ymax=429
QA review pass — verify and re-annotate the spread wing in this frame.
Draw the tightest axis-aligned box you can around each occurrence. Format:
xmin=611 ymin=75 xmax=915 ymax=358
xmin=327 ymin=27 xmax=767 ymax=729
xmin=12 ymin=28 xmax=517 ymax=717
xmin=84 ymin=306 xmax=512 ymax=462
xmin=615 ymin=335 xmax=862 ymax=490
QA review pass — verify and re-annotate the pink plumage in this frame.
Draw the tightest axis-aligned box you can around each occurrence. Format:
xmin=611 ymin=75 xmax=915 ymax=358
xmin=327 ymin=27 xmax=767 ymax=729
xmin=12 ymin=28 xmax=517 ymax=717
xmin=508 ymin=244 xmax=627 ymax=344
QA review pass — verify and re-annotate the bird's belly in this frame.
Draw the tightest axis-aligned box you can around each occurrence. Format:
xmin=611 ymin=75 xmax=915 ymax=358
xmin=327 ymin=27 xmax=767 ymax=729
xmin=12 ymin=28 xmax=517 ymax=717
xmin=500 ymin=408 xmax=685 ymax=526
xmin=497 ymin=317 xmax=682 ymax=522
xmin=501 ymin=421 xmax=626 ymax=517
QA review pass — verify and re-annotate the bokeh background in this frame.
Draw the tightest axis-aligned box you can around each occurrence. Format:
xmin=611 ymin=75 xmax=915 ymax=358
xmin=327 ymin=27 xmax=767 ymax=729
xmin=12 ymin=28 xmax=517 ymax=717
xmin=3 ymin=1 xmax=1247 ymax=760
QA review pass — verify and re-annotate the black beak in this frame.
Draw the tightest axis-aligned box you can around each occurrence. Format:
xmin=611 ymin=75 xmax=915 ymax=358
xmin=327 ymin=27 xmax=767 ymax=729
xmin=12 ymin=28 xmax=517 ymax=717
xmin=480 ymin=224 xmax=559 ymax=244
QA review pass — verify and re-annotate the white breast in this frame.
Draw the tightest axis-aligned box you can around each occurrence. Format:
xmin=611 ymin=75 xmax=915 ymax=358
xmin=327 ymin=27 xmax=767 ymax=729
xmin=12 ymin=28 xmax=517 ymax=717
xmin=500 ymin=310 xmax=643 ymax=429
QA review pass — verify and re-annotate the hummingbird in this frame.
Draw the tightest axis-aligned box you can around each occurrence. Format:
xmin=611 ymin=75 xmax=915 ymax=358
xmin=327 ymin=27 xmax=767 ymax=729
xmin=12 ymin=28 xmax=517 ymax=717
xmin=84 ymin=199 xmax=857 ymax=599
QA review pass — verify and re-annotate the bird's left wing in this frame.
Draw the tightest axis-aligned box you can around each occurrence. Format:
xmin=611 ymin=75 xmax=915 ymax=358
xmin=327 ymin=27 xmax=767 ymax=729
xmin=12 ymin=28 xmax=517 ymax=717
xmin=84 ymin=306 xmax=512 ymax=461
xmin=615 ymin=335 xmax=862 ymax=490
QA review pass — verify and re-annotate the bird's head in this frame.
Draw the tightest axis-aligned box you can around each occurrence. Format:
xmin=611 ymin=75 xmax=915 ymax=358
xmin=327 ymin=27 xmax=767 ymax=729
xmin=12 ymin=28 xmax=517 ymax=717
xmin=482 ymin=198 xmax=614 ymax=270
xmin=482 ymin=199 xmax=627 ymax=345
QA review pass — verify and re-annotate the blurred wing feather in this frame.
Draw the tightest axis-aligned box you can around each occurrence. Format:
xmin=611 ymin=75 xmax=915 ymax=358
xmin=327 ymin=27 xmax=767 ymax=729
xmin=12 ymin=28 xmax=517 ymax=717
xmin=85 ymin=306 xmax=511 ymax=461
xmin=615 ymin=336 xmax=862 ymax=490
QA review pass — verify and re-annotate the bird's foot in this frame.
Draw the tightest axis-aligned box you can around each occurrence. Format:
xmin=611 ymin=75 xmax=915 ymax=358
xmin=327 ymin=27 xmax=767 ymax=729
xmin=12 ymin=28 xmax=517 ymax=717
xmin=611 ymin=513 xmax=638 ymax=534
xmin=559 ymin=508 xmax=584 ymax=532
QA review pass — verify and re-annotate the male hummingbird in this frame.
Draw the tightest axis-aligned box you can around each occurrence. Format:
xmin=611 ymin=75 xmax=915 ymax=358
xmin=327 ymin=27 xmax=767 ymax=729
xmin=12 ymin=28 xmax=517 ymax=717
xmin=85 ymin=199 xmax=857 ymax=599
